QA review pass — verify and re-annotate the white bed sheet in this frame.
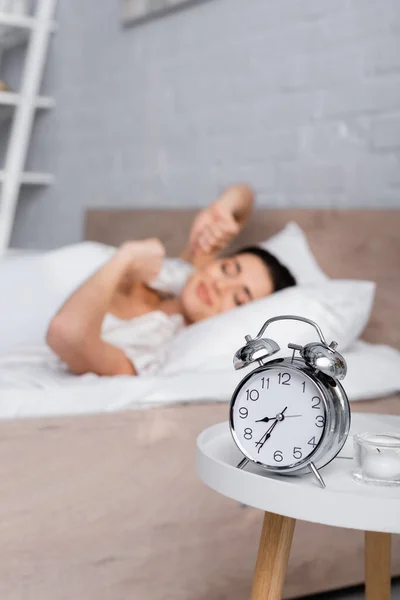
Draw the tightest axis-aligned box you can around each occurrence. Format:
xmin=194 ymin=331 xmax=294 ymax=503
xmin=0 ymin=341 xmax=399 ymax=420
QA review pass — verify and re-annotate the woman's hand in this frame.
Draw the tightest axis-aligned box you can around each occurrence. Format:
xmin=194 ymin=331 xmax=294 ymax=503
xmin=117 ymin=238 xmax=165 ymax=287
xmin=188 ymin=183 xmax=254 ymax=260
xmin=189 ymin=203 xmax=240 ymax=256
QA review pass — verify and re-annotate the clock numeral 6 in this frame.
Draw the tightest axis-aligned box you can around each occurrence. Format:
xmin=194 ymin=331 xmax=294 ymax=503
xmin=238 ymin=407 xmax=248 ymax=419
xmin=246 ymin=389 xmax=259 ymax=402
xmin=244 ymin=428 xmax=253 ymax=440
xmin=315 ymin=415 xmax=325 ymax=428
xmin=293 ymin=447 xmax=303 ymax=460
xmin=273 ymin=450 xmax=284 ymax=462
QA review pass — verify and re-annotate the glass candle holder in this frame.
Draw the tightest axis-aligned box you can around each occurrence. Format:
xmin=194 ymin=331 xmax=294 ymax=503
xmin=353 ymin=433 xmax=400 ymax=486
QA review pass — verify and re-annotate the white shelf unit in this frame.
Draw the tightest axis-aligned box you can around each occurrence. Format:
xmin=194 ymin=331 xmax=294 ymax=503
xmin=0 ymin=0 xmax=57 ymax=255
xmin=0 ymin=90 xmax=55 ymax=108
xmin=0 ymin=170 xmax=54 ymax=185
xmin=0 ymin=11 xmax=56 ymax=50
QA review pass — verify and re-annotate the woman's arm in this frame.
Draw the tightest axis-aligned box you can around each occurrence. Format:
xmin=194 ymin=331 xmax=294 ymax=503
xmin=46 ymin=239 xmax=164 ymax=376
xmin=214 ymin=183 xmax=254 ymax=227
xmin=181 ymin=183 xmax=254 ymax=268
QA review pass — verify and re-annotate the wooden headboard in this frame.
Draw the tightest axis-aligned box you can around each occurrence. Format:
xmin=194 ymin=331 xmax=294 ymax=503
xmin=85 ymin=208 xmax=400 ymax=348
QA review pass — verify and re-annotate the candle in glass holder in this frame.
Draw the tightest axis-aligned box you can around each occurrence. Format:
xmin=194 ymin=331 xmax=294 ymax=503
xmin=353 ymin=433 xmax=400 ymax=486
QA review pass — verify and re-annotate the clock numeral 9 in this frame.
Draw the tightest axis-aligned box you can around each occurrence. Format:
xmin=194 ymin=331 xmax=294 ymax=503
xmin=244 ymin=428 xmax=253 ymax=440
xmin=273 ymin=450 xmax=284 ymax=462
xmin=238 ymin=407 xmax=248 ymax=419
xmin=315 ymin=415 xmax=325 ymax=428
xmin=246 ymin=389 xmax=259 ymax=402
xmin=278 ymin=372 xmax=291 ymax=385
xmin=312 ymin=396 xmax=321 ymax=409
xmin=293 ymin=447 xmax=303 ymax=460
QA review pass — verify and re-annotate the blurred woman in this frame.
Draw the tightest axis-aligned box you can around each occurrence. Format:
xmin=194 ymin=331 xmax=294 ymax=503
xmin=47 ymin=185 xmax=295 ymax=376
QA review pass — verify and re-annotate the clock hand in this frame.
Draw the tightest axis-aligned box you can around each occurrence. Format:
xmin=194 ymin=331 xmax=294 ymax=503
xmin=256 ymin=414 xmax=302 ymax=423
xmin=277 ymin=406 xmax=288 ymax=420
xmin=255 ymin=420 xmax=278 ymax=453
xmin=256 ymin=407 xmax=288 ymax=453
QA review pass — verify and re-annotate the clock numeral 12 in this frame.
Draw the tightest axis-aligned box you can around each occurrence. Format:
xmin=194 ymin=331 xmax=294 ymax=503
xmin=278 ymin=372 xmax=291 ymax=385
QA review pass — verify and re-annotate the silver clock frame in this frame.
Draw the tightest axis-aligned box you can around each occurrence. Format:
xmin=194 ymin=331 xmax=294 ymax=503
xmin=229 ymin=357 xmax=351 ymax=479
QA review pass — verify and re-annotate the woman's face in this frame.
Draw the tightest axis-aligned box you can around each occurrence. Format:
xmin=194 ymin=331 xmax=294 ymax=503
xmin=181 ymin=253 xmax=274 ymax=323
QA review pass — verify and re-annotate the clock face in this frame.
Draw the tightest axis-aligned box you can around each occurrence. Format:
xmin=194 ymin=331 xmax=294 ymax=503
xmin=231 ymin=365 xmax=326 ymax=468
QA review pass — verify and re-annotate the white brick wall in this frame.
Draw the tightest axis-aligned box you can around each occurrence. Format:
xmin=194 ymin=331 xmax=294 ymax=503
xmin=5 ymin=0 xmax=400 ymax=249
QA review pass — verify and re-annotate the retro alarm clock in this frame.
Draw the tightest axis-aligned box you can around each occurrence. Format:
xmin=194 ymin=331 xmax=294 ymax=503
xmin=230 ymin=315 xmax=351 ymax=488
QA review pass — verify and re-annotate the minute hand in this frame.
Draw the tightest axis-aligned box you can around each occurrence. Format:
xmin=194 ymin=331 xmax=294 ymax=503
xmin=256 ymin=407 xmax=288 ymax=454
xmin=256 ymin=420 xmax=278 ymax=453
xmin=256 ymin=414 xmax=302 ymax=423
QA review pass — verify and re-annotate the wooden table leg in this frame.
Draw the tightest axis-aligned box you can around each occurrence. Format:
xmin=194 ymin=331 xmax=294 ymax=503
xmin=365 ymin=531 xmax=391 ymax=600
xmin=250 ymin=511 xmax=296 ymax=600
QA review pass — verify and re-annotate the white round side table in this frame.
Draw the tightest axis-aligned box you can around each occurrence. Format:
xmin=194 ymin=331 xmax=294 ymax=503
xmin=197 ymin=413 xmax=400 ymax=600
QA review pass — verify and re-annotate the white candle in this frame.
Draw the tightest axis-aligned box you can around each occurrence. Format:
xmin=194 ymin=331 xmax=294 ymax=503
xmin=354 ymin=433 xmax=400 ymax=484
xmin=362 ymin=453 xmax=400 ymax=481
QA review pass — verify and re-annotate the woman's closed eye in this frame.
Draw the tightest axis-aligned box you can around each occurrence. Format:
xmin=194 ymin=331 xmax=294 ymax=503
xmin=234 ymin=287 xmax=252 ymax=306
xmin=221 ymin=259 xmax=240 ymax=278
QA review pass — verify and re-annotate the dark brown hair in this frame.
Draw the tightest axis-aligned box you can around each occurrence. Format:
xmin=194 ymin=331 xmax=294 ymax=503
xmin=236 ymin=246 xmax=296 ymax=292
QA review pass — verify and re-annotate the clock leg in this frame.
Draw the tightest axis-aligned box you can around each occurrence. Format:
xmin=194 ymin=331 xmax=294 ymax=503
xmin=237 ymin=457 xmax=250 ymax=470
xmin=365 ymin=531 xmax=391 ymax=600
xmin=250 ymin=511 xmax=295 ymax=600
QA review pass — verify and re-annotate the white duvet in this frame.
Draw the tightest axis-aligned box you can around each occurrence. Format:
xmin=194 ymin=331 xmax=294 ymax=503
xmin=0 ymin=340 xmax=399 ymax=420
xmin=1 ymin=243 xmax=399 ymax=419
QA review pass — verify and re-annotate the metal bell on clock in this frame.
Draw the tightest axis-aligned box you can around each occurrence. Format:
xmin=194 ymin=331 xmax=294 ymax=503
xmin=233 ymin=335 xmax=280 ymax=370
xmin=300 ymin=341 xmax=347 ymax=380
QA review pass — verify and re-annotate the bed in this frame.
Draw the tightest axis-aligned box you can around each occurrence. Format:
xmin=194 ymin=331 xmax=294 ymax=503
xmin=0 ymin=208 xmax=398 ymax=600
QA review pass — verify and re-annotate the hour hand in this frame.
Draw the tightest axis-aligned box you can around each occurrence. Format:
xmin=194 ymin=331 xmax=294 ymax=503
xmin=256 ymin=416 xmax=274 ymax=423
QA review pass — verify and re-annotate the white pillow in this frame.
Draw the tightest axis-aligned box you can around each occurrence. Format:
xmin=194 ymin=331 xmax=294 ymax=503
xmin=163 ymin=280 xmax=375 ymax=375
xmin=344 ymin=341 xmax=400 ymax=401
xmin=148 ymin=340 xmax=400 ymax=405
xmin=0 ymin=242 xmax=114 ymax=354
xmin=261 ymin=222 xmax=328 ymax=285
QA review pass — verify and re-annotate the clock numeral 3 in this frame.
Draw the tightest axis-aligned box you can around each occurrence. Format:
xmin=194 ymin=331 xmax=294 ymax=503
xmin=308 ymin=436 xmax=317 ymax=448
xmin=293 ymin=447 xmax=303 ymax=460
xmin=273 ymin=450 xmax=284 ymax=462
xmin=246 ymin=389 xmax=259 ymax=402
xmin=244 ymin=428 xmax=253 ymax=440
xmin=238 ymin=407 xmax=248 ymax=419
xmin=278 ymin=372 xmax=291 ymax=385
xmin=312 ymin=396 xmax=321 ymax=409
xmin=315 ymin=415 xmax=325 ymax=428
